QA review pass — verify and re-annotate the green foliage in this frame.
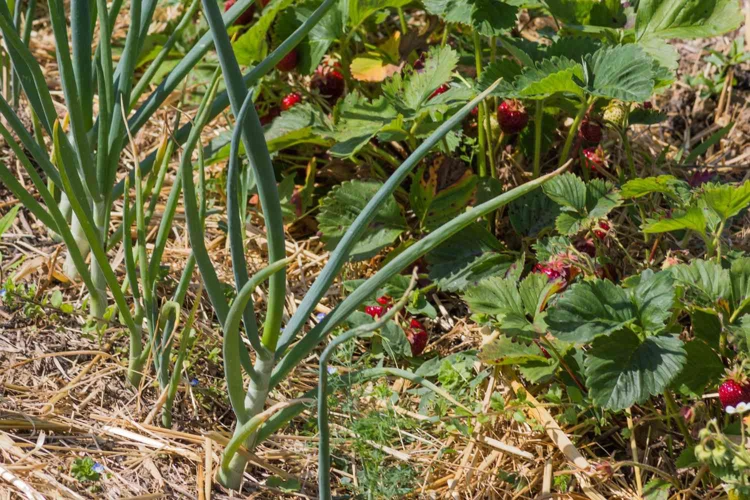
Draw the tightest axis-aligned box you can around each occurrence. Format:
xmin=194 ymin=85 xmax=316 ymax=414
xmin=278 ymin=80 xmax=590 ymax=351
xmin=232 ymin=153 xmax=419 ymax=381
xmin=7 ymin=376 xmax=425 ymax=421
xmin=635 ymin=0 xmax=743 ymax=41
xmin=544 ymin=0 xmax=625 ymax=27
xmin=423 ymin=0 xmax=519 ymax=36
xmin=584 ymin=331 xmax=686 ymax=410
xmin=426 ymin=223 xmax=515 ymax=292
xmin=0 ymin=205 xmax=19 ymax=238
xmin=317 ymin=180 xmax=407 ymax=260
xmin=543 ymin=174 xmax=622 ymax=235
xmin=70 ymin=457 xmax=102 ymax=482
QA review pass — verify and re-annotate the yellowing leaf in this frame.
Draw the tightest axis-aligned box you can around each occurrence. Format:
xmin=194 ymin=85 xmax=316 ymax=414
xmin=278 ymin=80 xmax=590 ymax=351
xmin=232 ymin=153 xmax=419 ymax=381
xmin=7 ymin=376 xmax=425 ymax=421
xmin=350 ymin=56 xmax=403 ymax=82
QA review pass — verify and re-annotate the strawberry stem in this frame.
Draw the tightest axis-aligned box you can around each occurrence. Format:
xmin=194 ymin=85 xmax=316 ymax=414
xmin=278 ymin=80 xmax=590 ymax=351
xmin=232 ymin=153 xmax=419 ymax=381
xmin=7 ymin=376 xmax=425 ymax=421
xmin=559 ymin=96 xmax=595 ymax=168
xmin=533 ymin=99 xmax=544 ymax=178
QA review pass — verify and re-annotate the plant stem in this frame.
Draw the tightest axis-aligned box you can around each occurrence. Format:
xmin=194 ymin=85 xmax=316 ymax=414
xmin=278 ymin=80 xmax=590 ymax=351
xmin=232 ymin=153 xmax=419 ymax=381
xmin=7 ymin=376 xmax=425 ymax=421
xmin=626 ymin=408 xmax=643 ymax=497
xmin=663 ymin=390 xmax=694 ymax=446
xmin=533 ymin=99 xmax=544 ymax=178
xmin=89 ymin=201 xmax=108 ymax=319
xmin=715 ymin=219 xmax=726 ymax=264
xmin=473 ymin=32 xmax=487 ymax=178
xmin=620 ymin=127 xmax=637 ymax=179
xmin=559 ymin=97 xmax=593 ymax=168
xmin=397 ymin=7 xmax=407 ymax=34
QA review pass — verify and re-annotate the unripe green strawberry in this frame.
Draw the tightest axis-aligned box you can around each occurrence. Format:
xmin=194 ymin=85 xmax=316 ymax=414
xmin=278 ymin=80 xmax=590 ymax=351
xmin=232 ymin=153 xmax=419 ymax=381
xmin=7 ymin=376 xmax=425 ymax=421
xmin=603 ymin=101 xmax=626 ymax=127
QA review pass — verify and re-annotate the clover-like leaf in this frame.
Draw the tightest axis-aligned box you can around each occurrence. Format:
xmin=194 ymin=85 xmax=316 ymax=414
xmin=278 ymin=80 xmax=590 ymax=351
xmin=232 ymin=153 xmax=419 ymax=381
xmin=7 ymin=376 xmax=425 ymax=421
xmin=317 ymin=180 xmax=407 ymax=260
xmin=348 ymin=0 xmax=412 ymax=28
xmin=585 ymin=178 xmax=622 ymax=219
xmin=546 ymin=280 xmax=634 ymax=343
xmin=584 ymin=332 xmax=686 ymax=410
xmin=544 ymin=174 xmax=620 ymax=235
xmin=584 ymin=45 xmax=655 ymax=102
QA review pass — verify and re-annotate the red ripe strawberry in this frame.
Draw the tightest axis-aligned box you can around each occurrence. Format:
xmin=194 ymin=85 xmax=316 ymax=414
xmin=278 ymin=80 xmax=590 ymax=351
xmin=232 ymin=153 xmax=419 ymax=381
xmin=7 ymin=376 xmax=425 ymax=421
xmin=276 ymin=50 xmax=297 ymax=72
xmin=407 ymin=327 xmax=428 ymax=356
xmin=533 ymin=263 xmax=562 ymax=282
xmin=582 ymin=147 xmax=604 ymax=172
xmin=642 ymin=101 xmax=653 ymax=110
xmin=497 ymin=100 xmax=529 ymax=135
xmin=594 ymin=221 xmax=610 ymax=240
xmin=410 ymin=318 xmax=424 ymax=330
xmin=280 ymin=92 xmax=301 ymax=111
xmin=225 ymin=0 xmax=255 ymax=25
xmin=376 ymin=296 xmax=392 ymax=306
xmin=579 ymin=119 xmax=602 ymax=144
xmin=364 ymin=305 xmax=384 ymax=318
xmin=719 ymin=380 xmax=746 ymax=410
xmin=430 ymin=83 xmax=450 ymax=99
xmin=311 ymin=65 xmax=345 ymax=104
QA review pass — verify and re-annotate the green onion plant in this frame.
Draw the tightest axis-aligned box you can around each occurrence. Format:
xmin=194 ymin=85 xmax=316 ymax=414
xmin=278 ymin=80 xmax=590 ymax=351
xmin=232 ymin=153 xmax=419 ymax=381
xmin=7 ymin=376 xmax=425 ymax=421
xmin=0 ymin=0 xmax=567 ymax=491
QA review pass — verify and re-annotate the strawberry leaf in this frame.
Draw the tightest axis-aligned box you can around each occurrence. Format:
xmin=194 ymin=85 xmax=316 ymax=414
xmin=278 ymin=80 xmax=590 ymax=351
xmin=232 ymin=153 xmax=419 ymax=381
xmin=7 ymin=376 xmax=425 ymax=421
xmin=671 ymin=259 xmax=731 ymax=305
xmin=513 ymin=57 xmax=585 ymax=100
xmin=583 ymin=45 xmax=655 ymax=102
xmin=631 ymin=269 xmax=675 ymax=331
xmin=274 ymin=0 xmax=344 ymax=75
xmin=382 ymin=45 xmax=459 ymax=115
xmin=543 ymin=172 xmax=587 ymax=213
xmin=423 ymin=0 xmax=519 ymax=36
xmin=544 ymin=0 xmax=626 ymax=28
xmin=546 ymin=280 xmax=634 ymax=343
xmin=410 ymin=156 xmax=477 ymax=230
xmin=642 ymin=205 xmax=707 ymax=235
xmin=544 ymin=174 xmax=621 ymax=235
xmin=348 ymin=0 xmax=412 ymax=28
xmin=533 ymin=236 xmax=572 ymax=263
xmin=479 ymin=335 xmax=547 ymax=365
xmin=585 ymin=332 xmax=686 ymax=410
xmin=426 ymin=224 xmax=514 ymax=293
xmin=700 ymin=180 xmax=750 ymax=221
xmin=670 ymin=339 xmax=724 ymax=396
xmin=635 ymin=0 xmax=742 ymax=41
xmin=233 ymin=0 xmax=295 ymax=65
xmin=509 ymin=189 xmax=560 ymax=237
xmin=476 ymin=60 xmax=522 ymax=95
xmin=620 ymin=175 xmax=688 ymax=200
xmin=317 ymin=180 xmax=407 ymax=260
xmin=328 ymin=92 xmax=399 ymax=158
